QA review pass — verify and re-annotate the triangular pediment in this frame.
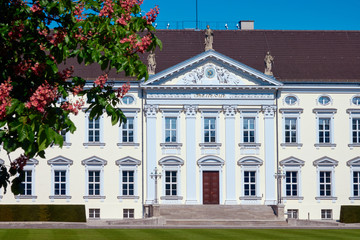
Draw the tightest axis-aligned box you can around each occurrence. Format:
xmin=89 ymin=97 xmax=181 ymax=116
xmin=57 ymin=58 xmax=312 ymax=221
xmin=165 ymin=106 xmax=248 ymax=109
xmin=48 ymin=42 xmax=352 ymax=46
xmin=81 ymin=156 xmax=107 ymax=166
xmin=313 ymin=156 xmax=338 ymax=166
xmin=116 ymin=156 xmax=141 ymax=166
xmin=347 ymin=157 xmax=360 ymax=166
xmin=143 ymin=50 xmax=282 ymax=88
xmin=47 ymin=156 xmax=73 ymax=165
xmin=280 ymin=157 xmax=305 ymax=167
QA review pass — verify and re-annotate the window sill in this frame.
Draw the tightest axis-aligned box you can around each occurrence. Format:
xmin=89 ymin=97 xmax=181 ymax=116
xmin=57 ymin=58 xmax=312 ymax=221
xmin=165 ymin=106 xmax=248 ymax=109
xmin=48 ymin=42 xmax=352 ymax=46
xmin=117 ymin=196 xmax=140 ymax=200
xmin=83 ymin=143 xmax=106 ymax=147
xmin=16 ymin=195 xmax=38 ymax=200
xmin=348 ymin=144 xmax=360 ymax=148
xmin=117 ymin=143 xmax=140 ymax=147
xmin=280 ymin=143 xmax=303 ymax=148
xmin=160 ymin=196 xmax=183 ymax=200
xmin=282 ymin=196 xmax=304 ymax=200
xmin=239 ymin=196 xmax=262 ymax=200
xmin=49 ymin=195 xmax=72 ymax=200
xmin=83 ymin=196 xmax=106 ymax=200
xmin=315 ymin=196 xmax=337 ymax=200
xmin=314 ymin=143 xmax=336 ymax=148
xmin=160 ymin=143 xmax=183 ymax=148
xmin=199 ymin=143 xmax=222 ymax=148
xmin=239 ymin=143 xmax=261 ymax=148
xmin=63 ymin=142 xmax=72 ymax=147
xmin=349 ymin=197 xmax=360 ymax=200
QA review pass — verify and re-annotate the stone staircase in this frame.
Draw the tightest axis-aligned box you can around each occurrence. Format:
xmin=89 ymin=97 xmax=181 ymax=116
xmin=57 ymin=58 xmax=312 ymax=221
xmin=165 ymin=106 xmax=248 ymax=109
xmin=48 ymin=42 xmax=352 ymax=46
xmin=154 ymin=204 xmax=287 ymax=226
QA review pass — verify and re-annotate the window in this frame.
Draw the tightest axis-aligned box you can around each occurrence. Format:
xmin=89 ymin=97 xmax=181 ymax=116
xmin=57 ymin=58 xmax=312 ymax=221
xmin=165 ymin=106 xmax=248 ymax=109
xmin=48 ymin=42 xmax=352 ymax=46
xmin=21 ymin=170 xmax=33 ymax=196
xmin=285 ymin=171 xmax=298 ymax=197
xmin=159 ymin=156 xmax=184 ymax=201
xmin=122 ymin=95 xmax=134 ymax=105
xmin=318 ymin=118 xmax=330 ymax=143
xmin=238 ymin=157 xmax=263 ymax=201
xmin=285 ymin=118 xmax=297 ymax=143
xmin=165 ymin=171 xmax=177 ymax=196
xmin=318 ymin=95 xmax=331 ymax=105
xmin=89 ymin=209 xmax=100 ymax=219
xmin=88 ymin=118 xmax=100 ymax=142
xmin=165 ymin=117 xmax=177 ymax=143
xmin=313 ymin=109 xmax=336 ymax=147
xmin=123 ymin=209 xmax=134 ymax=219
xmin=48 ymin=156 xmax=72 ymax=200
xmin=82 ymin=157 xmax=107 ymax=200
xmin=285 ymin=96 xmax=298 ymax=105
xmin=243 ymin=171 xmax=256 ymax=196
xmin=122 ymin=117 xmax=134 ymax=143
xmin=314 ymin=157 xmax=338 ymax=201
xmin=352 ymin=96 xmax=360 ymax=106
xmin=122 ymin=170 xmax=134 ymax=196
xmin=353 ymin=171 xmax=360 ymax=197
xmin=54 ymin=170 xmax=66 ymax=195
xmin=287 ymin=209 xmax=299 ymax=219
xmin=88 ymin=170 xmax=100 ymax=196
xmin=204 ymin=117 xmax=216 ymax=142
xmin=352 ymin=118 xmax=360 ymax=144
xmin=116 ymin=157 xmax=140 ymax=200
xmin=60 ymin=129 xmax=67 ymax=142
xmin=243 ymin=118 xmax=255 ymax=143
xmin=321 ymin=209 xmax=332 ymax=220
xmin=319 ymin=171 xmax=332 ymax=196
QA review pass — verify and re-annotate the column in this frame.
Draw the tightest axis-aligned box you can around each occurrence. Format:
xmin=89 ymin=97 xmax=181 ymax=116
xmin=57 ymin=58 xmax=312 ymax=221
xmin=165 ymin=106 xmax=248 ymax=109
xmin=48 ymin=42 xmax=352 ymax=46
xmin=263 ymin=105 xmax=277 ymax=205
xmin=224 ymin=105 xmax=237 ymax=205
xmin=185 ymin=105 xmax=198 ymax=204
xmin=145 ymin=104 xmax=158 ymax=204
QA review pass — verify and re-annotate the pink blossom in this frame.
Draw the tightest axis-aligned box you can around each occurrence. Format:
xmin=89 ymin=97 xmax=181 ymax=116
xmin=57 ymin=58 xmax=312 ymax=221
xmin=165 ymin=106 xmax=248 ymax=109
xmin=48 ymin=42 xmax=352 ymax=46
xmin=0 ymin=78 xmax=13 ymax=120
xmin=61 ymin=99 xmax=84 ymax=115
xmin=99 ymin=0 xmax=114 ymax=18
xmin=74 ymin=5 xmax=85 ymax=22
xmin=8 ymin=23 xmax=24 ymax=40
xmin=116 ymin=82 xmax=130 ymax=98
xmin=72 ymin=85 xmax=83 ymax=95
xmin=25 ymin=81 xmax=58 ymax=113
xmin=30 ymin=2 xmax=42 ymax=13
xmin=94 ymin=74 xmax=108 ymax=88
xmin=58 ymin=66 xmax=74 ymax=81
xmin=144 ymin=6 xmax=159 ymax=24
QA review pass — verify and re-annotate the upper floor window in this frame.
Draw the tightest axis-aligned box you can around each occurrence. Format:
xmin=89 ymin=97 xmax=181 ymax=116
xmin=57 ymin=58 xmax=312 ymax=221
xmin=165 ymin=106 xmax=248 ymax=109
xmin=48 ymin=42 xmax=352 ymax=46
xmin=352 ymin=96 xmax=360 ymax=106
xmin=118 ymin=111 xmax=139 ymax=147
xmin=88 ymin=118 xmax=100 ymax=142
xmin=122 ymin=95 xmax=134 ymax=105
xmin=280 ymin=109 xmax=303 ymax=147
xmin=318 ymin=96 xmax=331 ymax=105
xmin=318 ymin=118 xmax=331 ymax=143
xmin=122 ymin=117 xmax=134 ymax=143
xmin=204 ymin=117 xmax=216 ymax=143
xmin=243 ymin=118 xmax=255 ymax=143
xmin=285 ymin=118 xmax=297 ymax=143
xmin=313 ymin=109 xmax=336 ymax=147
xmin=165 ymin=117 xmax=177 ymax=143
xmin=352 ymin=118 xmax=360 ymax=144
xmin=285 ymin=96 xmax=298 ymax=105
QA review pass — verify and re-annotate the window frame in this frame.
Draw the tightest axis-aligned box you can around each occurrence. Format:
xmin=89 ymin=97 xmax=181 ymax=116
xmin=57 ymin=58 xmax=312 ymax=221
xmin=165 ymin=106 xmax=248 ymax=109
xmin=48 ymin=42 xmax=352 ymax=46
xmin=314 ymin=157 xmax=338 ymax=201
xmin=347 ymin=109 xmax=360 ymax=148
xmin=199 ymin=110 xmax=221 ymax=154
xmin=321 ymin=209 xmax=332 ymax=220
xmin=47 ymin=156 xmax=73 ymax=200
xmin=160 ymin=110 xmax=182 ymax=153
xmin=159 ymin=156 xmax=184 ymax=202
xmin=280 ymin=156 xmax=305 ymax=201
xmin=317 ymin=95 xmax=332 ymax=106
xmin=118 ymin=110 xmax=140 ymax=147
xmin=238 ymin=157 xmax=263 ymax=201
xmin=89 ymin=208 xmax=100 ymax=219
xmin=313 ymin=109 xmax=337 ymax=148
xmin=82 ymin=156 xmax=107 ymax=200
xmin=16 ymin=158 xmax=39 ymax=200
xmin=280 ymin=109 xmax=303 ymax=148
xmin=284 ymin=95 xmax=298 ymax=106
xmin=84 ymin=114 xmax=105 ymax=147
xmin=116 ymin=157 xmax=141 ymax=201
xmin=347 ymin=157 xmax=360 ymax=201
xmin=121 ymin=95 xmax=135 ymax=105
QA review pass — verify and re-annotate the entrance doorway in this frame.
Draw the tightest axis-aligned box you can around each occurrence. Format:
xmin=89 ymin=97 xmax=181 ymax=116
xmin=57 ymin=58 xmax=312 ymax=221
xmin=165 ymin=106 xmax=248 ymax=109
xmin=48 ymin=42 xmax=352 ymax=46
xmin=202 ymin=171 xmax=219 ymax=204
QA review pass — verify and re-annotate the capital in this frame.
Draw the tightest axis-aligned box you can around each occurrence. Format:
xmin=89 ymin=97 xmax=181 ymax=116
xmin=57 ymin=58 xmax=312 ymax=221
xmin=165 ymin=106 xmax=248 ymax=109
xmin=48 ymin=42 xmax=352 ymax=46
xmin=223 ymin=105 xmax=236 ymax=118
xmin=262 ymin=105 xmax=276 ymax=118
xmin=144 ymin=105 xmax=158 ymax=118
xmin=184 ymin=105 xmax=197 ymax=118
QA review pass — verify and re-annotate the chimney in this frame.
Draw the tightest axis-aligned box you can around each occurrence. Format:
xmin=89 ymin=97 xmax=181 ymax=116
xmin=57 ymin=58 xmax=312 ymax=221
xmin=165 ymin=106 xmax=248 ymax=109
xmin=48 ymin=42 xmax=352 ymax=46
xmin=239 ymin=20 xmax=254 ymax=30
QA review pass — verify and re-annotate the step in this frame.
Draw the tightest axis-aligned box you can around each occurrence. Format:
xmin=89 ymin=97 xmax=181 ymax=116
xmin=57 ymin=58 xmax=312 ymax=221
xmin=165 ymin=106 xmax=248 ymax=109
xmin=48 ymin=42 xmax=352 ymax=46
xmin=165 ymin=219 xmax=288 ymax=226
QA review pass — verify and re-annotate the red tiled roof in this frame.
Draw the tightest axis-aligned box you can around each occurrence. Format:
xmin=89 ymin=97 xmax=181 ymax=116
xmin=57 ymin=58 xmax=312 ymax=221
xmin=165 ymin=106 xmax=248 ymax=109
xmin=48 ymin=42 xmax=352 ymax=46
xmin=66 ymin=29 xmax=360 ymax=83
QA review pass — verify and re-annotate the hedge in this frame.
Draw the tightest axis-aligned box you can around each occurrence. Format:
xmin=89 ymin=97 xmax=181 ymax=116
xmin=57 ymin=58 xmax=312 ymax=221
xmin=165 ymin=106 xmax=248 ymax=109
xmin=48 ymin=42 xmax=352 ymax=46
xmin=0 ymin=205 xmax=86 ymax=222
xmin=340 ymin=205 xmax=360 ymax=223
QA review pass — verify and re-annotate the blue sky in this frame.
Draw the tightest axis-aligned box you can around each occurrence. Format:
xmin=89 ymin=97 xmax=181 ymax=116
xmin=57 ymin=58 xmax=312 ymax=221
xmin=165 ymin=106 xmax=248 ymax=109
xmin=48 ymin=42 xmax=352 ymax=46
xmin=141 ymin=0 xmax=360 ymax=30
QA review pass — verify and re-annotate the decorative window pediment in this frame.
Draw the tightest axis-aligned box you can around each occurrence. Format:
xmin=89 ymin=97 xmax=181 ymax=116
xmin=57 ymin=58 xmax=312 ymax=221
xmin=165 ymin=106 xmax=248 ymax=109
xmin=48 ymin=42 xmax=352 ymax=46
xmin=81 ymin=156 xmax=107 ymax=166
xmin=197 ymin=156 xmax=224 ymax=166
xmin=313 ymin=156 xmax=338 ymax=167
xmin=237 ymin=156 xmax=263 ymax=166
xmin=347 ymin=157 xmax=360 ymax=167
xmin=159 ymin=156 xmax=184 ymax=166
xmin=27 ymin=158 xmax=39 ymax=165
xmin=280 ymin=157 xmax=305 ymax=167
xmin=47 ymin=156 xmax=73 ymax=165
xmin=115 ymin=156 xmax=141 ymax=166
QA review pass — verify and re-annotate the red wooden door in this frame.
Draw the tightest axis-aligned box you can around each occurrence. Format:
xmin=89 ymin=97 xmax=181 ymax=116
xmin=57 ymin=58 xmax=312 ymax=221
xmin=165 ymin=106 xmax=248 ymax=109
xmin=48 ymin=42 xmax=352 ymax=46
xmin=203 ymin=171 xmax=219 ymax=204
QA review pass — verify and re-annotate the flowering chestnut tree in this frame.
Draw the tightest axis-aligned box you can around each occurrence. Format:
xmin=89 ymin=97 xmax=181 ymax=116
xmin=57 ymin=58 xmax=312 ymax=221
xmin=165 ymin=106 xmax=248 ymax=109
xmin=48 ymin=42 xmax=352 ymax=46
xmin=0 ymin=0 xmax=161 ymax=194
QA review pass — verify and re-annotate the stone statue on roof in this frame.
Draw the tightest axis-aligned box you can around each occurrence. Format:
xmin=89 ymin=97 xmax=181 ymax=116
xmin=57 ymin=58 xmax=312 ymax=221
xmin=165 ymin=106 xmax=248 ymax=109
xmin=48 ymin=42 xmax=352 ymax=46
xmin=147 ymin=51 xmax=156 ymax=75
xmin=264 ymin=51 xmax=274 ymax=76
xmin=204 ymin=25 xmax=214 ymax=51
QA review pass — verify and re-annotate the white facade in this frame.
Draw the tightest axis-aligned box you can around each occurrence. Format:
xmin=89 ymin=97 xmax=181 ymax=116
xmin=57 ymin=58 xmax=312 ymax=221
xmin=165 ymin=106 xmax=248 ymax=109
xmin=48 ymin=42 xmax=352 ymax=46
xmin=1 ymin=50 xmax=360 ymax=221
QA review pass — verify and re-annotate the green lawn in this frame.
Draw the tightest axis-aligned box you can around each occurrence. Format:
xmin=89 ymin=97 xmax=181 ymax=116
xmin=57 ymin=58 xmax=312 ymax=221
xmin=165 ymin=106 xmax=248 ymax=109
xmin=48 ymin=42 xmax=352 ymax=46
xmin=0 ymin=229 xmax=359 ymax=240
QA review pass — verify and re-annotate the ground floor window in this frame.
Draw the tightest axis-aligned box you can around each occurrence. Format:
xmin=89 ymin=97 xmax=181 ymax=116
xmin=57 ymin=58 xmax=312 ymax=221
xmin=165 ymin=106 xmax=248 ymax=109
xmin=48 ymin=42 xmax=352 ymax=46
xmin=244 ymin=171 xmax=256 ymax=196
xmin=287 ymin=209 xmax=298 ymax=219
xmin=321 ymin=209 xmax=332 ymax=220
xmin=89 ymin=209 xmax=100 ymax=219
xmin=123 ymin=209 xmax=134 ymax=219
xmin=165 ymin=171 xmax=177 ymax=196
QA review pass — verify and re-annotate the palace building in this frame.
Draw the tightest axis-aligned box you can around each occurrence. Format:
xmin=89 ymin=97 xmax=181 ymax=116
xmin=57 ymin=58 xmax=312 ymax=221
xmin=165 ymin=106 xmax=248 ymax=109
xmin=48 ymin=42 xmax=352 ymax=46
xmin=1 ymin=26 xmax=360 ymax=222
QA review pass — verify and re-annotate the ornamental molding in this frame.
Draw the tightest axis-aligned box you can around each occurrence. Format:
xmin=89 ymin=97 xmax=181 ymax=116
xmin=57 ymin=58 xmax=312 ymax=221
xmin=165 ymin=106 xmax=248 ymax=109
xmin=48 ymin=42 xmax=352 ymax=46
xmin=262 ymin=105 xmax=277 ymax=118
xmin=147 ymin=93 xmax=273 ymax=100
xmin=144 ymin=104 xmax=158 ymax=117
xmin=178 ymin=64 xmax=242 ymax=85
xmin=184 ymin=105 xmax=197 ymax=117
xmin=223 ymin=105 xmax=236 ymax=117
xmin=47 ymin=156 xmax=73 ymax=165
xmin=313 ymin=156 xmax=338 ymax=167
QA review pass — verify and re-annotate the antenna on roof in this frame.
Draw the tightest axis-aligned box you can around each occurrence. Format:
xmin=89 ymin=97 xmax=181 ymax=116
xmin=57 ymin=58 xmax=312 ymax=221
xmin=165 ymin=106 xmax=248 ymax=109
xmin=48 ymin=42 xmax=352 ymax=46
xmin=166 ymin=23 xmax=170 ymax=29
xmin=225 ymin=23 xmax=228 ymax=30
